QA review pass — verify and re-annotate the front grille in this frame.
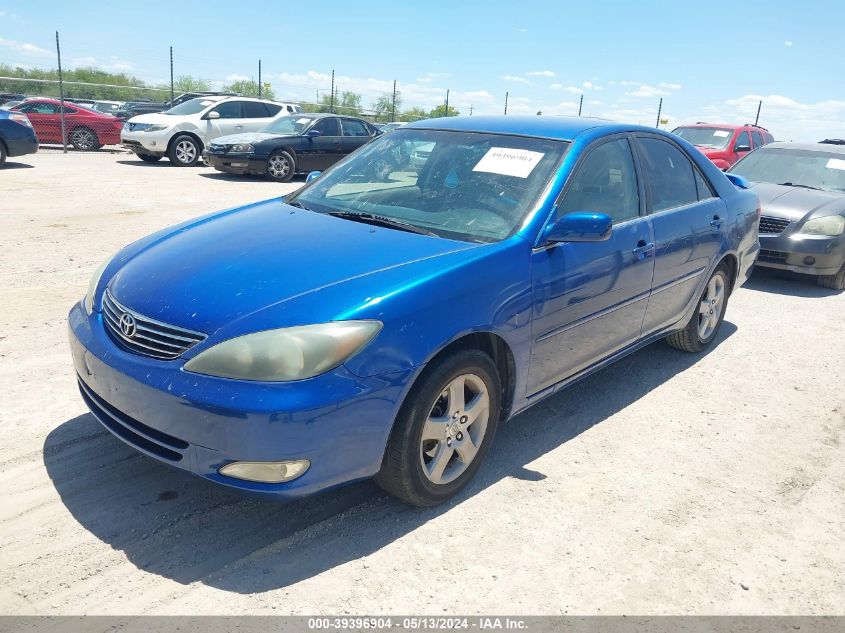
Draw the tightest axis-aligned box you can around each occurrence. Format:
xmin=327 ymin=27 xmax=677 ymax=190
xmin=759 ymin=249 xmax=788 ymax=263
xmin=78 ymin=377 xmax=188 ymax=462
xmin=102 ymin=289 xmax=206 ymax=360
xmin=759 ymin=215 xmax=792 ymax=235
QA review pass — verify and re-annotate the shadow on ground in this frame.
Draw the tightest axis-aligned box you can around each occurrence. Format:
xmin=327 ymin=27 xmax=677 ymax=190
xmin=45 ymin=322 xmax=736 ymax=593
xmin=0 ymin=161 xmax=34 ymax=169
xmin=198 ymin=172 xmax=306 ymax=184
xmin=115 ymin=159 xmax=204 ymax=168
xmin=745 ymin=266 xmax=842 ymax=297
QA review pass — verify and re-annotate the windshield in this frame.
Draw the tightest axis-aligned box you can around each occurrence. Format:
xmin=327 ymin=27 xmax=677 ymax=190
xmin=291 ymin=129 xmax=568 ymax=243
xmin=263 ymin=115 xmax=315 ymax=135
xmin=730 ymin=147 xmax=845 ymax=193
xmin=163 ymin=98 xmax=217 ymax=116
xmin=673 ymin=127 xmax=733 ymax=149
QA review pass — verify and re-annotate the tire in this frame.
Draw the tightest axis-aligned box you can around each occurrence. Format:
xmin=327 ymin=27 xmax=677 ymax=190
xmin=817 ymin=262 xmax=845 ymax=290
xmin=167 ymin=134 xmax=201 ymax=166
xmin=265 ymin=150 xmax=295 ymax=182
xmin=136 ymin=153 xmax=162 ymax=163
xmin=0 ymin=141 xmax=6 ymax=167
xmin=666 ymin=263 xmax=731 ymax=353
xmin=375 ymin=349 xmax=501 ymax=506
xmin=69 ymin=127 xmax=99 ymax=151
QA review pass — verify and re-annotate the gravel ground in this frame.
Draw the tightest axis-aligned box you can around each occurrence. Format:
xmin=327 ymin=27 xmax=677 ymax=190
xmin=1 ymin=150 xmax=843 ymax=616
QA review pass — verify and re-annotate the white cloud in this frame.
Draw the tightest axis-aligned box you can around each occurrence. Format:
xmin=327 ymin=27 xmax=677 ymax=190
xmin=416 ymin=71 xmax=449 ymax=83
xmin=226 ymin=73 xmax=250 ymax=82
xmin=784 ymin=40 xmax=793 ymax=47
xmin=626 ymin=84 xmax=670 ymax=98
xmin=582 ymin=81 xmax=603 ymax=91
xmin=564 ymin=86 xmax=583 ymax=94
xmin=0 ymin=37 xmax=49 ymax=56
xmin=658 ymin=82 xmax=682 ymax=90
xmin=526 ymin=70 xmax=555 ymax=77
xmin=588 ymin=100 xmax=604 ymax=106
xmin=515 ymin=27 xmax=528 ymax=33
xmin=549 ymin=83 xmax=563 ymax=90
xmin=501 ymin=74 xmax=531 ymax=84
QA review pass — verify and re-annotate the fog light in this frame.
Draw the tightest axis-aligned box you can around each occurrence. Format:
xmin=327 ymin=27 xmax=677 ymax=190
xmin=219 ymin=460 xmax=310 ymax=483
xmin=804 ymin=256 xmax=816 ymax=265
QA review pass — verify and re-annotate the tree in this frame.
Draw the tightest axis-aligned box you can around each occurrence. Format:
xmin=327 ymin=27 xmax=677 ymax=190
xmin=429 ymin=104 xmax=460 ymax=118
xmin=221 ymin=79 xmax=276 ymax=100
xmin=319 ymin=91 xmax=362 ymax=115
xmin=399 ymin=107 xmax=429 ymax=122
xmin=173 ymin=75 xmax=210 ymax=92
xmin=372 ymin=91 xmax=402 ymax=122
xmin=0 ymin=63 xmax=164 ymax=102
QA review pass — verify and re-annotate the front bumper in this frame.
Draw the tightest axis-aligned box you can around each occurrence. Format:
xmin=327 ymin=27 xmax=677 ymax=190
xmin=67 ymin=301 xmax=412 ymax=499
xmin=757 ymin=231 xmax=845 ymax=275
xmin=205 ymin=152 xmax=267 ymax=175
xmin=120 ymin=129 xmax=170 ymax=155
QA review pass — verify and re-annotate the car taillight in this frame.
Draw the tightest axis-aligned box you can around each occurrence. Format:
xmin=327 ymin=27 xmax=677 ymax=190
xmin=9 ymin=113 xmax=33 ymax=128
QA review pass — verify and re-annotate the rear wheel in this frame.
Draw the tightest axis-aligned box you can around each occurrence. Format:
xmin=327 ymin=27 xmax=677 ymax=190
xmin=266 ymin=150 xmax=295 ymax=182
xmin=375 ymin=350 xmax=501 ymax=506
xmin=167 ymin=135 xmax=201 ymax=166
xmin=69 ymin=127 xmax=99 ymax=151
xmin=666 ymin=264 xmax=731 ymax=352
xmin=136 ymin=153 xmax=161 ymax=163
xmin=817 ymin=262 xmax=845 ymax=290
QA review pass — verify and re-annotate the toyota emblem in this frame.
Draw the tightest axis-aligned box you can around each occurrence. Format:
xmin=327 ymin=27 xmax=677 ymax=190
xmin=119 ymin=312 xmax=137 ymax=338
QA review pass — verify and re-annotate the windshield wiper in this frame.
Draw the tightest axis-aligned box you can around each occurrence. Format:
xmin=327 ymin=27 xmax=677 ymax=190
xmin=328 ymin=211 xmax=439 ymax=237
xmin=285 ymin=199 xmax=312 ymax=210
xmin=778 ymin=182 xmax=823 ymax=190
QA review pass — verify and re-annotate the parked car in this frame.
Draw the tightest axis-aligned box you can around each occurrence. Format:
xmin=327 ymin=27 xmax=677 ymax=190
xmin=0 ymin=108 xmax=38 ymax=166
xmin=9 ymin=98 xmax=122 ymax=150
xmin=91 ymin=100 xmax=124 ymax=115
xmin=204 ymin=113 xmax=381 ymax=181
xmin=729 ymin=142 xmax=845 ymax=289
xmin=376 ymin=122 xmax=405 ymax=132
xmin=113 ymin=100 xmax=168 ymax=120
xmin=672 ymin=123 xmax=774 ymax=170
xmin=69 ymin=116 xmax=759 ymax=506
xmin=120 ymin=96 xmax=290 ymax=166
xmin=0 ymin=92 xmax=26 ymax=106
xmin=0 ymin=100 xmax=23 ymax=110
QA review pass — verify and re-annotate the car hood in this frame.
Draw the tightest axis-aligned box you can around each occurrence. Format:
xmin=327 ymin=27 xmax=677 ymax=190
xmin=749 ymin=182 xmax=845 ymax=221
xmin=107 ymin=198 xmax=479 ymax=335
xmin=210 ymin=132 xmax=292 ymax=145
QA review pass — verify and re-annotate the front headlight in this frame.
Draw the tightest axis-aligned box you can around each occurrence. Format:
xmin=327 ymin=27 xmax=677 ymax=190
xmin=229 ymin=143 xmax=254 ymax=153
xmin=83 ymin=254 xmax=115 ymax=315
xmin=183 ymin=321 xmax=382 ymax=381
xmin=798 ymin=215 xmax=845 ymax=237
xmin=143 ymin=124 xmax=169 ymax=133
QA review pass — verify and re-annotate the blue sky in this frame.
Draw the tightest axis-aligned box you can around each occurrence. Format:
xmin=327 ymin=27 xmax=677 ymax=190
xmin=1 ymin=0 xmax=843 ymax=140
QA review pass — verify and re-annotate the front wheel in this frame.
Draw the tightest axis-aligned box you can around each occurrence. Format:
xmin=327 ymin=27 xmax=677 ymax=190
xmin=666 ymin=264 xmax=731 ymax=352
xmin=167 ymin=135 xmax=201 ymax=166
xmin=265 ymin=150 xmax=295 ymax=182
xmin=817 ymin=262 xmax=845 ymax=290
xmin=375 ymin=350 xmax=501 ymax=506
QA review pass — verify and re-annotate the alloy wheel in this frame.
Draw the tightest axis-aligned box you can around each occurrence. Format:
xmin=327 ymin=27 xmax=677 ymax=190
xmin=175 ymin=140 xmax=197 ymax=164
xmin=419 ymin=373 xmax=490 ymax=485
xmin=71 ymin=128 xmax=95 ymax=150
xmin=268 ymin=154 xmax=290 ymax=179
xmin=698 ymin=273 xmax=726 ymax=340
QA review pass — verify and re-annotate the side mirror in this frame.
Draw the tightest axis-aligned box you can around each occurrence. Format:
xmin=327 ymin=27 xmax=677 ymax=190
xmin=306 ymin=171 xmax=322 ymax=184
xmin=725 ymin=173 xmax=751 ymax=189
xmin=735 ymin=144 xmax=751 ymax=153
xmin=307 ymin=129 xmax=322 ymax=138
xmin=204 ymin=110 xmax=220 ymax=120
xmin=546 ymin=212 xmax=612 ymax=243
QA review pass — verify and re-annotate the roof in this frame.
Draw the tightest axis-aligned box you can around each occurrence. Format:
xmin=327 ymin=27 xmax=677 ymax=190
xmin=404 ymin=115 xmax=648 ymax=141
xmin=763 ymin=141 xmax=845 ymax=155
xmin=675 ymin=122 xmax=769 ymax=131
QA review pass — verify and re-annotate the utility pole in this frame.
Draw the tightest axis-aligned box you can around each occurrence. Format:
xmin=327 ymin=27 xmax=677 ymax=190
xmin=330 ymin=69 xmax=335 ymax=113
xmin=444 ymin=89 xmax=449 ymax=116
xmin=754 ymin=99 xmax=762 ymax=126
xmin=258 ymin=59 xmax=262 ymax=98
xmin=56 ymin=31 xmax=66 ymax=154
xmin=469 ymin=104 xmax=473 ymax=116
xmin=504 ymin=91 xmax=509 ymax=115
xmin=578 ymin=93 xmax=583 ymax=116
xmin=391 ymin=79 xmax=397 ymax=122
xmin=169 ymin=46 xmax=174 ymax=103
xmin=655 ymin=97 xmax=663 ymax=128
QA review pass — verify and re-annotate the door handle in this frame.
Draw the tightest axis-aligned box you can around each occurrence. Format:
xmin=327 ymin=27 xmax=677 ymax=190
xmin=632 ymin=240 xmax=655 ymax=260
xmin=710 ymin=215 xmax=722 ymax=230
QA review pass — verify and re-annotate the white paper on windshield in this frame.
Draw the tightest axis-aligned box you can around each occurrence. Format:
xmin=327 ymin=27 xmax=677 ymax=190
xmin=473 ymin=147 xmax=545 ymax=178
xmin=825 ymin=158 xmax=845 ymax=171
xmin=296 ymin=118 xmax=311 ymax=124
xmin=713 ymin=130 xmax=730 ymax=138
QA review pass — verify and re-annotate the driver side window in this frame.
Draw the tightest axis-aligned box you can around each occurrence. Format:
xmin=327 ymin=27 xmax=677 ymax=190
xmin=558 ymin=138 xmax=640 ymax=224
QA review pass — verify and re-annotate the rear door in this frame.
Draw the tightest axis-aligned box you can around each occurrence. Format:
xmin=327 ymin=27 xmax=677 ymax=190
xmin=528 ymin=135 xmax=655 ymax=394
xmin=339 ymin=118 xmax=373 ymax=156
xmin=633 ymin=134 xmax=726 ymax=335
xmin=241 ymin=101 xmax=276 ymax=132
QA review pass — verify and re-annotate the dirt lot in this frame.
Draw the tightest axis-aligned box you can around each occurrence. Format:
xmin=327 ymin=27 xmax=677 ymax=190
xmin=1 ymin=149 xmax=843 ymax=615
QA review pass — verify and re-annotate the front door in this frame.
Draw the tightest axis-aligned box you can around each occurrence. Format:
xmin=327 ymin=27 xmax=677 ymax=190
xmin=298 ymin=117 xmax=342 ymax=171
xmin=528 ymin=136 xmax=655 ymax=394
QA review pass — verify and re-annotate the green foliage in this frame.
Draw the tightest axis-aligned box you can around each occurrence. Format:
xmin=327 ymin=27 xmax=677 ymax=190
xmin=221 ymin=79 xmax=276 ymax=100
xmin=173 ymin=75 xmax=210 ymax=92
xmin=400 ymin=107 xmax=429 ymax=122
xmin=0 ymin=63 xmax=168 ymax=101
xmin=372 ymin=91 xmax=402 ymax=121
xmin=429 ymin=104 xmax=460 ymax=118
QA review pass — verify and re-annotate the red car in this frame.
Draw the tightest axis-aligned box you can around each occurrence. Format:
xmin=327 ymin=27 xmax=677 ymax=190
xmin=10 ymin=98 xmax=123 ymax=150
xmin=671 ymin=122 xmax=774 ymax=170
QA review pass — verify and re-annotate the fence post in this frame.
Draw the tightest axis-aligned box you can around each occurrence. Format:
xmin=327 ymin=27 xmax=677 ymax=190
xmin=754 ymin=99 xmax=762 ymax=126
xmin=655 ymin=97 xmax=663 ymax=128
xmin=55 ymin=31 xmax=66 ymax=154
xmin=330 ymin=69 xmax=335 ymax=113
xmin=445 ymin=89 xmax=449 ymax=116
xmin=578 ymin=94 xmax=583 ymax=116
xmin=169 ymin=46 xmax=174 ymax=103
xmin=391 ymin=79 xmax=397 ymax=122
xmin=504 ymin=91 xmax=508 ymax=115
xmin=258 ymin=59 xmax=262 ymax=98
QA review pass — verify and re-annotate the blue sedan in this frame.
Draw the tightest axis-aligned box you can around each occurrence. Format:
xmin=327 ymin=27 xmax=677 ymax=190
xmin=68 ymin=116 xmax=760 ymax=506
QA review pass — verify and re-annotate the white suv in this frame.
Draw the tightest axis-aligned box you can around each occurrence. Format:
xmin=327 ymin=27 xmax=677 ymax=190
xmin=120 ymin=96 xmax=297 ymax=166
